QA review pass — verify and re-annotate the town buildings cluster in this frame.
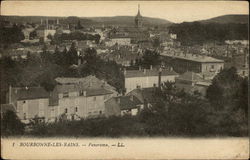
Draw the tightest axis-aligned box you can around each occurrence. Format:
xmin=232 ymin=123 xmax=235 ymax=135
xmin=0 ymin=5 xmax=249 ymax=124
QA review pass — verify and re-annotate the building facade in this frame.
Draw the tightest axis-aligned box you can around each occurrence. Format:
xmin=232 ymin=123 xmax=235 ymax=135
xmin=161 ymin=52 xmax=224 ymax=73
xmin=124 ymin=67 xmax=178 ymax=93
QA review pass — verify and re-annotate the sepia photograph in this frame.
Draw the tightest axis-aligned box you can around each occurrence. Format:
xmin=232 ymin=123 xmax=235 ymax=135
xmin=0 ymin=0 xmax=249 ymax=159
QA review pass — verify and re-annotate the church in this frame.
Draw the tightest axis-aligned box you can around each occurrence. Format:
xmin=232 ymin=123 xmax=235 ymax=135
xmin=108 ymin=5 xmax=150 ymax=45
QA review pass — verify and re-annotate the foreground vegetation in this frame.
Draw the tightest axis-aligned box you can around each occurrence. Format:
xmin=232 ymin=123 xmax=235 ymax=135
xmin=1 ymin=67 xmax=248 ymax=137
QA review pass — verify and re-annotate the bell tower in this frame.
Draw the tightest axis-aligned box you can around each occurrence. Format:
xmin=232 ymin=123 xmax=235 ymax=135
xmin=135 ymin=4 xmax=143 ymax=28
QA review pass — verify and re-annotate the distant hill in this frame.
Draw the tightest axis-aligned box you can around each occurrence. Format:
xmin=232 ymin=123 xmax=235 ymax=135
xmin=0 ymin=15 xmax=172 ymax=27
xmin=199 ymin=14 xmax=249 ymax=24
xmin=87 ymin=16 xmax=172 ymax=26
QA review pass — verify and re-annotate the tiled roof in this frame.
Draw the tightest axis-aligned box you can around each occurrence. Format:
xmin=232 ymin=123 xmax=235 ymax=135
xmin=125 ymin=69 xmax=178 ymax=78
xmin=55 ymin=75 xmax=117 ymax=93
xmin=112 ymin=96 xmax=142 ymax=110
xmin=11 ymin=87 xmax=50 ymax=100
xmin=161 ymin=52 xmax=224 ymax=63
xmin=85 ymin=88 xmax=113 ymax=97
xmin=127 ymin=87 xmax=159 ymax=104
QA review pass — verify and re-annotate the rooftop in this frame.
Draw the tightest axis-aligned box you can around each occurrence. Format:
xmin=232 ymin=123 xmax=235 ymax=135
xmin=11 ymin=87 xmax=50 ymax=100
xmin=112 ymin=96 xmax=142 ymax=110
xmin=124 ymin=68 xmax=178 ymax=78
xmin=161 ymin=52 xmax=224 ymax=63
xmin=127 ymin=87 xmax=159 ymax=104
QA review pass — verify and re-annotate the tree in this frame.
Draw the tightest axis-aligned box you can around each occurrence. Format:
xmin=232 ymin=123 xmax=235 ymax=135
xmin=152 ymin=38 xmax=160 ymax=48
xmin=0 ymin=24 xmax=25 ymax=44
xmin=140 ymin=49 xmax=160 ymax=68
xmin=94 ymin=34 xmax=101 ymax=44
xmin=29 ymin=30 xmax=37 ymax=39
xmin=1 ymin=110 xmax=25 ymax=135
xmin=76 ymin=20 xmax=83 ymax=30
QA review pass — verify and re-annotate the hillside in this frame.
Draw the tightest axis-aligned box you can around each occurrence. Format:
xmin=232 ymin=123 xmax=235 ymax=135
xmin=87 ymin=16 xmax=172 ymax=26
xmin=0 ymin=15 xmax=172 ymax=27
xmin=199 ymin=14 xmax=249 ymax=24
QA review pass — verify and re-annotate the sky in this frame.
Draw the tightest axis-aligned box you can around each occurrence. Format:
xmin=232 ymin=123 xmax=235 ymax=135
xmin=1 ymin=1 xmax=249 ymax=23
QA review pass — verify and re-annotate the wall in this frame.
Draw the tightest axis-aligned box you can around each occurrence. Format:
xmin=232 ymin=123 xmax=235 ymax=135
xmin=104 ymin=98 xmax=121 ymax=117
xmin=111 ymin=38 xmax=131 ymax=46
xmin=201 ymin=62 xmax=224 ymax=73
xmin=16 ymin=98 xmax=49 ymax=121
xmin=125 ymin=75 xmax=176 ymax=93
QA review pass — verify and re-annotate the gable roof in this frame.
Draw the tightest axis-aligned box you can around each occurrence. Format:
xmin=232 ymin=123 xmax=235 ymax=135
xmin=11 ymin=87 xmax=50 ymax=101
xmin=85 ymin=88 xmax=113 ymax=97
xmin=127 ymin=87 xmax=159 ymax=104
xmin=111 ymin=96 xmax=142 ymax=110
xmin=55 ymin=75 xmax=117 ymax=93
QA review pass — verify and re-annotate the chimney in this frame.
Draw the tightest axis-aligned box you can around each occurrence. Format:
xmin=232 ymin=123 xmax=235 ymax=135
xmin=8 ymin=85 xmax=12 ymax=104
xmin=130 ymin=95 xmax=134 ymax=101
xmin=158 ymin=67 xmax=162 ymax=89
xmin=83 ymin=91 xmax=87 ymax=96
xmin=170 ymin=67 xmax=173 ymax=71
xmin=143 ymin=69 xmax=146 ymax=74
xmin=150 ymin=65 xmax=153 ymax=70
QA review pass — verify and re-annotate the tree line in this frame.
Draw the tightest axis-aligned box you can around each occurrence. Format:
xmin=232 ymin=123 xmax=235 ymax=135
xmin=169 ymin=22 xmax=248 ymax=46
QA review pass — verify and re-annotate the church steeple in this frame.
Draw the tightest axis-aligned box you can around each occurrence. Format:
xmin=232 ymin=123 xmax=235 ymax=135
xmin=135 ymin=4 xmax=143 ymax=28
xmin=137 ymin=4 xmax=141 ymax=17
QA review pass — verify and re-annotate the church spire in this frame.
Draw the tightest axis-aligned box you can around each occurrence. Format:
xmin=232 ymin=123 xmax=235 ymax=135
xmin=135 ymin=4 xmax=143 ymax=28
xmin=137 ymin=4 xmax=141 ymax=16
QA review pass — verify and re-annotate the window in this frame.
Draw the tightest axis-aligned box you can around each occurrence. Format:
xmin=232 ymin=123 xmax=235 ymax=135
xmin=99 ymin=111 xmax=102 ymax=114
xmin=65 ymin=108 xmax=68 ymax=113
xmin=79 ymin=90 xmax=83 ymax=96
xmin=63 ymin=92 xmax=69 ymax=98
xmin=23 ymin=113 xmax=26 ymax=120
xmin=23 ymin=101 xmax=26 ymax=104
xmin=211 ymin=65 xmax=214 ymax=69
xmin=75 ymin=107 xmax=78 ymax=112
xmin=93 ymin=97 xmax=96 ymax=101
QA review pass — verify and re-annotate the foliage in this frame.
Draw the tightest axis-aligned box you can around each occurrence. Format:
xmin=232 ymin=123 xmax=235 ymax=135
xmin=139 ymin=49 xmax=160 ymax=68
xmin=1 ymin=110 xmax=25 ymax=136
xmin=53 ymin=31 xmax=101 ymax=44
xmin=0 ymin=24 xmax=25 ymax=44
xmin=169 ymin=22 xmax=248 ymax=45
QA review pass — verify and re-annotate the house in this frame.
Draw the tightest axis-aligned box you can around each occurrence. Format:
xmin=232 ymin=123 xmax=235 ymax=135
xmin=126 ymin=87 xmax=160 ymax=107
xmin=8 ymin=87 xmax=50 ymax=123
xmin=7 ymin=76 xmax=117 ymax=123
xmin=161 ymin=52 xmax=224 ymax=73
xmin=48 ymin=84 xmax=113 ymax=121
xmin=36 ymin=26 xmax=56 ymax=42
xmin=47 ymin=76 xmax=118 ymax=121
xmin=105 ymin=95 xmax=143 ymax=117
xmin=109 ymin=35 xmax=131 ymax=46
xmin=124 ymin=67 xmax=178 ymax=93
xmin=22 ymin=28 xmax=35 ymax=40
xmin=175 ymin=71 xmax=212 ymax=97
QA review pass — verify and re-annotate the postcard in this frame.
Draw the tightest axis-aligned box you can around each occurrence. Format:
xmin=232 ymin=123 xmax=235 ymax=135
xmin=0 ymin=1 xmax=249 ymax=159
